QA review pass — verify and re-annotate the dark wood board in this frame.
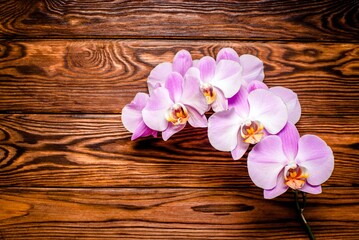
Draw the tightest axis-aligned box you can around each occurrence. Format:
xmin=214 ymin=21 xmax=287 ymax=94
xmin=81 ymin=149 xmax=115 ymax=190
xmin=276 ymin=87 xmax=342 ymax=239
xmin=0 ymin=187 xmax=358 ymax=239
xmin=0 ymin=40 xmax=358 ymax=113
xmin=0 ymin=0 xmax=358 ymax=239
xmin=0 ymin=114 xmax=357 ymax=188
xmin=0 ymin=0 xmax=358 ymax=41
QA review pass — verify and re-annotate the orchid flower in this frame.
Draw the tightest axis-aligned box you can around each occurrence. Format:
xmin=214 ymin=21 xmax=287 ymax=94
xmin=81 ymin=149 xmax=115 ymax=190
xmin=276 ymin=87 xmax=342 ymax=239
xmin=121 ymin=93 xmax=158 ymax=140
xmin=247 ymin=80 xmax=302 ymax=124
xmin=208 ymin=87 xmax=288 ymax=160
xmin=147 ymin=50 xmax=193 ymax=94
xmin=216 ymin=48 xmax=265 ymax=86
xmin=143 ymin=71 xmax=208 ymax=141
xmin=247 ymin=122 xmax=334 ymax=199
xmin=189 ymin=56 xmax=243 ymax=112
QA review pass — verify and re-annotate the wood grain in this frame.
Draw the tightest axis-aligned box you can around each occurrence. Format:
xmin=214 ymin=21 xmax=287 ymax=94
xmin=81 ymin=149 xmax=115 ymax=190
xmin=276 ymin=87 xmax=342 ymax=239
xmin=0 ymin=114 xmax=357 ymax=188
xmin=0 ymin=40 xmax=358 ymax=113
xmin=0 ymin=187 xmax=358 ymax=239
xmin=1 ymin=1 xmax=358 ymax=238
xmin=0 ymin=0 xmax=358 ymax=41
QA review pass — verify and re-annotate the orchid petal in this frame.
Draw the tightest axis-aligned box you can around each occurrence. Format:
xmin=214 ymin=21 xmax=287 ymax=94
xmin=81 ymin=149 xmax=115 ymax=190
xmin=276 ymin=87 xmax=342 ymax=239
xmin=263 ymin=170 xmax=288 ymax=199
xmin=231 ymin=138 xmax=249 ymax=160
xmin=248 ymin=89 xmax=288 ymax=134
xmin=142 ymin=87 xmax=173 ymax=131
xmin=162 ymin=123 xmax=186 ymax=141
xmin=212 ymin=60 xmax=243 ymax=98
xmin=216 ymin=48 xmax=240 ymax=63
xmin=228 ymin=86 xmax=249 ymax=119
xmin=172 ymin=50 xmax=192 ymax=76
xmin=131 ymin=121 xmax=157 ymax=140
xmin=296 ymin=135 xmax=334 ymax=186
xmin=192 ymin=59 xmax=199 ymax=68
xmin=184 ymin=67 xmax=201 ymax=82
xmin=211 ymin=88 xmax=228 ymax=112
xmin=148 ymin=62 xmax=172 ymax=94
xmin=301 ymin=183 xmax=322 ymax=194
xmin=247 ymin=80 xmax=268 ymax=93
xmin=277 ymin=122 xmax=300 ymax=161
xmin=186 ymin=106 xmax=208 ymax=128
xmin=239 ymin=54 xmax=265 ymax=84
xmin=247 ymin=135 xmax=288 ymax=189
xmin=270 ymin=86 xmax=301 ymax=124
xmin=121 ymin=93 xmax=149 ymax=133
xmin=208 ymin=108 xmax=242 ymax=151
xmin=182 ymin=70 xmax=208 ymax=115
xmin=198 ymin=56 xmax=216 ymax=83
xmin=165 ymin=72 xmax=183 ymax=103
xmin=299 ymin=183 xmax=322 ymax=194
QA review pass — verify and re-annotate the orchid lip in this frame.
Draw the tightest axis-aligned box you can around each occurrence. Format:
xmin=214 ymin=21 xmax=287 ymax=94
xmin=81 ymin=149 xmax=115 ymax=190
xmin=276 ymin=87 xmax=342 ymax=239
xmin=284 ymin=165 xmax=309 ymax=190
xmin=240 ymin=120 xmax=264 ymax=144
xmin=200 ymin=83 xmax=216 ymax=104
xmin=165 ymin=103 xmax=189 ymax=125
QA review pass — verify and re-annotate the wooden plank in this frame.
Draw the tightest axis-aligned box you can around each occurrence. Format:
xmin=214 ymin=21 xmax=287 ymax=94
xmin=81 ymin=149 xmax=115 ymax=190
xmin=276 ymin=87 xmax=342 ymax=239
xmin=0 ymin=40 xmax=358 ymax=113
xmin=0 ymin=0 xmax=358 ymax=41
xmin=0 ymin=187 xmax=357 ymax=239
xmin=0 ymin=114 xmax=357 ymax=188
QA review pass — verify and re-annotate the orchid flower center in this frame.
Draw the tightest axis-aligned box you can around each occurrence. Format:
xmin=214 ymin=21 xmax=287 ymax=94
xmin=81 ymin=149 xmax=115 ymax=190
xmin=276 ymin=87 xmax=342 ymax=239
xmin=200 ymin=83 xmax=216 ymax=104
xmin=284 ymin=164 xmax=309 ymax=190
xmin=165 ymin=103 xmax=189 ymax=125
xmin=240 ymin=120 xmax=264 ymax=144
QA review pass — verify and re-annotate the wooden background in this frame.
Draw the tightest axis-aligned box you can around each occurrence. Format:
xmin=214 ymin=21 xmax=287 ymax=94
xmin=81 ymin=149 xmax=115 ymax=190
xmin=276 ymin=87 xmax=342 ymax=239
xmin=0 ymin=0 xmax=358 ymax=239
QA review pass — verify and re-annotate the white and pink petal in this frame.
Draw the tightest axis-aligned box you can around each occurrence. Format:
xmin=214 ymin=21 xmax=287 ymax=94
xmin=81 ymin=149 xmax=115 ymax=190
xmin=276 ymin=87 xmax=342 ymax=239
xmin=247 ymin=80 xmax=268 ymax=93
xmin=211 ymin=88 xmax=228 ymax=113
xmin=301 ymin=183 xmax=322 ymax=195
xmin=131 ymin=121 xmax=157 ymax=140
xmin=181 ymin=70 xmax=208 ymax=115
xmin=231 ymin=137 xmax=249 ymax=160
xmin=228 ymin=86 xmax=250 ymax=119
xmin=121 ymin=93 xmax=150 ymax=133
xmin=216 ymin=48 xmax=240 ymax=63
xmin=186 ymin=105 xmax=208 ymax=128
xmin=270 ymin=86 xmax=301 ymax=124
xmin=142 ymin=87 xmax=173 ymax=131
xmin=212 ymin=60 xmax=243 ymax=98
xmin=247 ymin=135 xmax=288 ymax=189
xmin=295 ymin=135 xmax=334 ymax=186
xmin=198 ymin=56 xmax=216 ymax=83
xmin=248 ymin=89 xmax=288 ymax=134
xmin=277 ymin=122 xmax=300 ymax=162
xmin=162 ymin=123 xmax=186 ymax=141
xmin=165 ymin=72 xmax=184 ymax=103
xmin=172 ymin=50 xmax=193 ymax=76
xmin=208 ymin=108 xmax=242 ymax=152
xmin=147 ymin=62 xmax=172 ymax=94
xmin=263 ymin=169 xmax=288 ymax=199
xmin=239 ymin=54 xmax=265 ymax=84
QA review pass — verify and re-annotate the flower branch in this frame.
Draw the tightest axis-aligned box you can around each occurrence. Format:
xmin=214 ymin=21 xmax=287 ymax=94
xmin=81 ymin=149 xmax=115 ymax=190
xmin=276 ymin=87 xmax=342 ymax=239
xmin=121 ymin=48 xmax=334 ymax=238
xmin=294 ymin=190 xmax=315 ymax=240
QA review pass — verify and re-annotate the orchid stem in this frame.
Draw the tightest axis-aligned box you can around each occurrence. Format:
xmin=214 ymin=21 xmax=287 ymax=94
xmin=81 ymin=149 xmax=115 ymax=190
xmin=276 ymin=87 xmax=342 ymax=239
xmin=294 ymin=190 xmax=315 ymax=240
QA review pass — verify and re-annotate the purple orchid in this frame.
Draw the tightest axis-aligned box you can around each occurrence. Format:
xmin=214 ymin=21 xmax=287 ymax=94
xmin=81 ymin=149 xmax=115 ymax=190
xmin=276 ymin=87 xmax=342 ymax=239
xmin=208 ymin=87 xmax=288 ymax=160
xmin=247 ymin=80 xmax=302 ymax=124
xmin=216 ymin=48 xmax=265 ymax=86
xmin=143 ymin=71 xmax=208 ymax=141
xmin=189 ymin=56 xmax=243 ymax=112
xmin=147 ymin=49 xmax=193 ymax=94
xmin=247 ymin=122 xmax=334 ymax=199
xmin=121 ymin=92 xmax=158 ymax=140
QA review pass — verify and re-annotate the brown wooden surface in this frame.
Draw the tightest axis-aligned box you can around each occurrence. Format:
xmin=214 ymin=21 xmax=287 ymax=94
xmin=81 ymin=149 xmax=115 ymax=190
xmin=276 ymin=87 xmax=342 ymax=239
xmin=0 ymin=40 xmax=358 ymax=113
xmin=1 ymin=0 xmax=359 ymax=239
xmin=0 ymin=114 xmax=357 ymax=188
xmin=0 ymin=0 xmax=358 ymax=41
xmin=0 ymin=187 xmax=358 ymax=239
